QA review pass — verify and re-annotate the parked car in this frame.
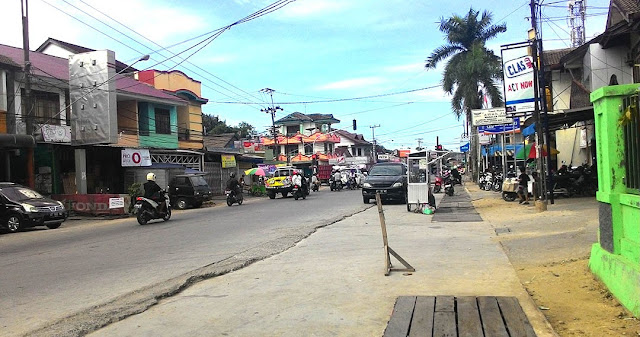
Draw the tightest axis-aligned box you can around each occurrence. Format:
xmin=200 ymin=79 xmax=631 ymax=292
xmin=0 ymin=182 xmax=68 ymax=233
xmin=362 ymin=163 xmax=408 ymax=204
xmin=168 ymin=174 xmax=212 ymax=209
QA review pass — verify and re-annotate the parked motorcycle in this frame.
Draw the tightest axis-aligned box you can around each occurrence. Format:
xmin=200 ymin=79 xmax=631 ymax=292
xmin=444 ymin=176 xmax=454 ymax=196
xmin=433 ymin=176 xmax=443 ymax=193
xmin=134 ymin=191 xmax=171 ymax=225
xmin=225 ymin=189 xmax=243 ymax=206
xmin=293 ymin=184 xmax=306 ymax=200
xmin=492 ymin=172 xmax=504 ymax=192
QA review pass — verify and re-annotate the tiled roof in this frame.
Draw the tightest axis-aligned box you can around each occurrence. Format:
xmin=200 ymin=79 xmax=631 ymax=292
xmin=612 ymin=0 xmax=640 ymax=15
xmin=334 ymin=130 xmax=370 ymax=145
xmin=0 ymin=43 xmax=185 ymax=103
xmin=203 ymin=133 xmax=238 ymax=149
xmin=275 ymin=112 xmax=340 ymax=125
xmin=0 ymin=55 xmax=21 ymax=68
xmin=544 ymin=48 xmax=575 ymax=66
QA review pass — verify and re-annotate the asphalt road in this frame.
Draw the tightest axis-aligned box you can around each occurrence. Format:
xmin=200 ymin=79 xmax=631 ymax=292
xmin=0 ymin=188 xmax=369 ymax=337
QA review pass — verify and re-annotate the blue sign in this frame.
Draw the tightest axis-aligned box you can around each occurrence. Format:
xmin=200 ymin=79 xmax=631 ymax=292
xmin=478 ymin=117 xmax=520 ymax=134
xmin=460 ymin=142 xmax=470 ymax=152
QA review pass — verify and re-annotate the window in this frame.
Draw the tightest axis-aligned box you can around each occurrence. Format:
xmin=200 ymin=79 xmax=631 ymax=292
xmin=357 ymin=148 xmax=362 ymax=156
xmin=304 ymin=143 xmax=313 ymax=155
xmin=155 ymin=108 xmax=171 ymax=134
xmin=21 ymin=89 xmax=60 ymax=125
xmin=286 ymin=125 xmax=298 ymax=136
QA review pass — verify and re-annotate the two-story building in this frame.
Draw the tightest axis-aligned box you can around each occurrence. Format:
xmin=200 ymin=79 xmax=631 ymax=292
xmin=260 ymin=112 xmax=341 ymax=164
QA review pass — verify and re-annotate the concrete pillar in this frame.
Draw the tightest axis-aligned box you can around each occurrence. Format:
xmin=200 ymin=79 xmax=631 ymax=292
xmin=74 ymin=148 xmax=87 ymax=194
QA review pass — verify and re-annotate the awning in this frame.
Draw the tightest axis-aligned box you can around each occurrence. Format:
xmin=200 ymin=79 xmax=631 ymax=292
xmin=0 ymin=134 xmax=36 ymax=148
xmin=522 ymin=106 xmax=594 ymax=132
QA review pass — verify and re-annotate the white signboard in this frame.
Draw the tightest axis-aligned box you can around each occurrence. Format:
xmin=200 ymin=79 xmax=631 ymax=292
xmin=41 ymin=124 xmax=72 ymax=143
xmin=478 ymin=134 xmax=492 ymax=145
xmin=109 ymin=197 xmax=125 ymax=209
xmin=502 ymin=48 xmax=537 ymax=116
xmin=377 ymin=154 xmax=389 ymax=161
xmin=471 ymin=108 xmax=510 ymax=126
xmin=121 ymin=148 xmax=152 ymax=167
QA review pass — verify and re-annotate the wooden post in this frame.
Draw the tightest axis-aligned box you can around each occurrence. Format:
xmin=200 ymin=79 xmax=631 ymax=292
xmin=376 ymin=192 xmax=415 ymax=276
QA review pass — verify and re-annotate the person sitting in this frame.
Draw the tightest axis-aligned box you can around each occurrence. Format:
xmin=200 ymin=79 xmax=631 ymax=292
xmin=292 ymin=171 xmax=305 ymax=193
xmin=517 ymin=167 xmax=530 ymax=205
xmin=451 ymin=165 xmax=462 ymax=184
xmin=143 ymin=172 xmax=165 ymax=210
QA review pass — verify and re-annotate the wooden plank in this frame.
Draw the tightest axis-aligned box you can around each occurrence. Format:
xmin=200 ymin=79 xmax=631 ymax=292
xmin=432 ymin=312 xmax=456 ymax=337
xmin=384 ymin=296 xmax=417 ymax=337
xmin=409 ymin=296 xmax=435 ymax=337
xmin=456 ymin=297 xmax=484 ymax=337
xmin=435 ymin=296 xmax=454 ymax=312
xmin=496 ymin=297 xmax=537 ymax=337
xmin=477 ymin=297 xmax=509 ymax=337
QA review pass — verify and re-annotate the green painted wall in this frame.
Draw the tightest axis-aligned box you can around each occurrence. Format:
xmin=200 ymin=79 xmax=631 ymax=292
xmin=138 ymin=102 xmax=178 ymax=149
xmin=589 ymin=84 xmax=640 ymax=318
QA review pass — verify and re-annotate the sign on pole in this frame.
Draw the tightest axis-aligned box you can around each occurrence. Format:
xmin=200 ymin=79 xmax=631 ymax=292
xmin=460 ymin=142 xmax=470 ymax=152
xmin=478 ymin=118 xmax=521 ymax=134
xmin=501 ymin=43 xmax=537 ymax=117
xmin=221 ymin=154 xmax=237 ymax=168
xmin=471 ymin=108 xmax=510 ymax=126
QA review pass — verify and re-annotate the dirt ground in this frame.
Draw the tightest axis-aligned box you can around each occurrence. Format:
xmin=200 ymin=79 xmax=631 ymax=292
xmin=466 ymin=184 xmax=640 ymax=337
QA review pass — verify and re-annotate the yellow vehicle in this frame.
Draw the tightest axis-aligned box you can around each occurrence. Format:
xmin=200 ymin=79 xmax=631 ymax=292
xmin=265 ymin=167 xmax=295 ymax=199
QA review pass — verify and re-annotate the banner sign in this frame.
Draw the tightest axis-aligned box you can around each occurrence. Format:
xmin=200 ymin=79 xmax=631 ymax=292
xmin=41 ymin=124 xmax=72 ymax=143
xmin=221 ymin=154 xmax=237 ymax=168
xmin=121 ymin=149 xmax=151 ymax=167
xmin=478 ymin=118 xmax=521 ymax=134
xmin=109 ymin=197 xmax=124 ymax=209
xmin=460 ymin=142 xmax=470 ymax=152
xmin=501 ymin=44 xmax=537 ymax=116
xmin=471 ymin=108 xmax=510 ymax=126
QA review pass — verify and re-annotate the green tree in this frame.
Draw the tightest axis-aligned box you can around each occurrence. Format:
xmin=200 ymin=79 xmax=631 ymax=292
xmin=425 ymin=8 xmax=506 ymax=178
xmin=202 ymin=113 xmax=254 ymax=138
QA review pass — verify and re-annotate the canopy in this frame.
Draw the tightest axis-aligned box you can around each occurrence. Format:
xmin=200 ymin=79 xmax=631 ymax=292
xmin=515 ymin=143 xmax=559 ymax=159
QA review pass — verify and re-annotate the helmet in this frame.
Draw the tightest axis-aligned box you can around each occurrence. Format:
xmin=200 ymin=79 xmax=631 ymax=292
xmin=293 ymin=170 xmax=299 ymax=175
xmin=230 ymin=172 xmax=236 ymax=178
xmin=146 ymin=172 xmax=156 ymax=181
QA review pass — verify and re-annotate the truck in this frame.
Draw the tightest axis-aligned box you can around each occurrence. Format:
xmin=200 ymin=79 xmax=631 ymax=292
xmin=317 ymin=164 xmax=333 ymax=185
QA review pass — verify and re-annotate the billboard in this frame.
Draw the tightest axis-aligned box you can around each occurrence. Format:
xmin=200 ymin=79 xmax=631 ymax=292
xmin=121 ymin=149 xmax=152 ymax=167
xmin=478 ymin=118 xmax=521 ymax=134
xmin=501 ymin=44 xmax=537 ymax=117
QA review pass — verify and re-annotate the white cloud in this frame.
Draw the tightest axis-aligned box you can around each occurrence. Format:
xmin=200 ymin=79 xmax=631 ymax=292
xmin=317 ymin=77 xmax=386 ymax=90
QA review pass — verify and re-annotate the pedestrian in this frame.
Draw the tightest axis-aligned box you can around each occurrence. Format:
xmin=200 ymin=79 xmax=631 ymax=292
xmin=517 ymin=166 xmax=530 ymax=205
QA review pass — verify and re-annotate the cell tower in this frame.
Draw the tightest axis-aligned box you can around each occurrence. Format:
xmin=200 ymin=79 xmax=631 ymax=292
xmin=568 ymin=0 xmax=586 ymax=47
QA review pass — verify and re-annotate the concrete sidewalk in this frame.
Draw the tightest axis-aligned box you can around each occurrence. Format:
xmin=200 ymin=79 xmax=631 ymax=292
xmin=89 ymin=192 xmax=556 ymax=337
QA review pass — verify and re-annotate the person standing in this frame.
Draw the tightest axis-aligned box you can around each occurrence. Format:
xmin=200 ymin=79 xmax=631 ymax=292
xmin=517 ymin=167 xmax=530 ymax=205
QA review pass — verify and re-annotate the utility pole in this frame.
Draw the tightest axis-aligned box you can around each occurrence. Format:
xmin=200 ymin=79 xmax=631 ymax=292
xmin=260 ymin=88 xmax=283 ymax=163
xmin=370 ymin=125 xmax=380 ymax=164
xmin=416 ymin=138 xmax=423 ymax=150
xmin=21 ymin=0 xmax=35 ymax=188
xmin=530 ymin=0 xmax=548 ymax=209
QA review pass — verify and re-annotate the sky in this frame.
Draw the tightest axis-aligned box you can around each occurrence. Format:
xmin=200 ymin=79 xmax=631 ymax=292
xmin=0 ymin=0 xmax=611 ymax=151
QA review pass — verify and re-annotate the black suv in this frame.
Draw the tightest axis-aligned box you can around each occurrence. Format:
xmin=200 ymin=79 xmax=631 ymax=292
xmin=362 ymin=163 xmax=408 ymax=204
xmin=168 ymin=174 xmax=212 ymax=209
xmin=0 ymin=182 xmax=68 ymax=233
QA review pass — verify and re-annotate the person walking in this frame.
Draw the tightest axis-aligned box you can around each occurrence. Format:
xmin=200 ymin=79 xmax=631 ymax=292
xmin=517 ymin=166 xmax=530 ymax=205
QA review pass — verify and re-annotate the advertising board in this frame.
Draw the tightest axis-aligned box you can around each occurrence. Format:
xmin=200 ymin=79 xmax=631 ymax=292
xmin=121 ymin=149 xmax=152 ymax=167
xmin=501 ymin=44 xmax=538 ymax=117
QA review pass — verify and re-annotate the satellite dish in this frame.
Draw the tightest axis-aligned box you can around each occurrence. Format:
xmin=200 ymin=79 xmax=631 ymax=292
xmin=321 ymin=124 xmax=329 ymax=133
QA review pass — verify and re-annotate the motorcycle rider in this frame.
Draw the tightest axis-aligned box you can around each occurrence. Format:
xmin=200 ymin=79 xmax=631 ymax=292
xmin=451 ymin=165 xmax=462 ymax=185
xmin=311 ymin=173 xmax=319 ymax=191
xmin=143 ymin=172 xmax=165 ymax=211
xmin=292 ymin=170 xmax=307 ymax=195
xmin=226 ymin=172 xmax=242 ymax=199
xmin=332 ymin=169 xmax=342 ymax=190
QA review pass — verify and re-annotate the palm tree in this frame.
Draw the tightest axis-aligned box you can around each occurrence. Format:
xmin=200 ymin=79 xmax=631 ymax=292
xmin=426 ymin=8 xmax=506 ymax=178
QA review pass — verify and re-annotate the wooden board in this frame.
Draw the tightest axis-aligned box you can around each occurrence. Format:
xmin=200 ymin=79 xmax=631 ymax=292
xmin=383 ymin=296 xmax=417 ymax=337
xmin=409 ymin=296 xmax=435 ymax=337
xmin=383 ymin=296 xmax=537 ymax=337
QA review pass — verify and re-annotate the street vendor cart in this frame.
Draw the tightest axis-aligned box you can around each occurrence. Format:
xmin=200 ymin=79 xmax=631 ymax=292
xmin=406 ymin=151 xmax=435 ymax=212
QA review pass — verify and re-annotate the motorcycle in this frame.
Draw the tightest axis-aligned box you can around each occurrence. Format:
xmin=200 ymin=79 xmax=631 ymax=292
xmin=330 ymin=178 xmax=343 ymax=191
xmin=444 ymin=176 xmax=454 ymax=196
xmin=433 ymin=176 xmax=443 ymax=193
xmin=225 ymin=189 xmax=243 ymax=206
xmin=311 ymin=181 xmax=319 ymax=192
xmin=492 ymin=172 xmax=503 ymax=192
xmin=134 ymin=191 xmax=171 ymax=225
xmin=293 ymin=184 xmax=306 ymax=200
